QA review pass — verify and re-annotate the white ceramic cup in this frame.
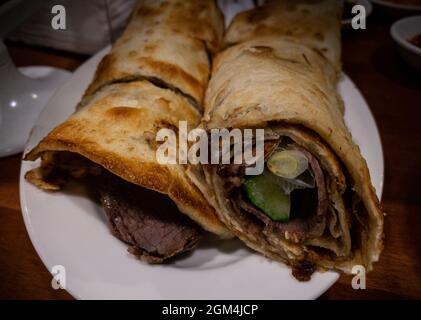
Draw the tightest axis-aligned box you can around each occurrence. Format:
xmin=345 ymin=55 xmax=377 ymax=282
xmin=0 ymin=41 xmax=71 ymax=157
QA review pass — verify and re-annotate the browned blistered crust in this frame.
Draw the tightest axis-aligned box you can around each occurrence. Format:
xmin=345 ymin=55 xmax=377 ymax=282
xmin=189 ymin=0 xmax=384 ymax=276
xmin=83 ymin=0 xmax=224 ymax=106
xmin=25 ymin=81 xmax=232 ymax=239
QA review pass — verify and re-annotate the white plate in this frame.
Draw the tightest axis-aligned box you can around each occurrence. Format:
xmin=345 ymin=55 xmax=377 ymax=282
xmin=19 ymin=46 xmax=384 ymax=300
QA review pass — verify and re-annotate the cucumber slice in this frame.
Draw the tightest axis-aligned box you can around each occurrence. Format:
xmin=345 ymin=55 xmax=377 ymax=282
xmin=243 ymin=170 xmax=291 ymax=222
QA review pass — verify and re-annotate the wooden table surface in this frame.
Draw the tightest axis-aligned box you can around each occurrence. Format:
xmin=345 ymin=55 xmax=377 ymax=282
xmin=1 ymin=15 xmax=420 ymax=300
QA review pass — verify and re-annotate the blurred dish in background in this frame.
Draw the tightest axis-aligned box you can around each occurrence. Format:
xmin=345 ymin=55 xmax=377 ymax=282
xmin=6 ymin=0 xmax=136 ymax=55
xmin=342 ymin=0 xmax=373 ymax=29
xmin=0 ymin=41 xmax=70 ymax=157
xmin=371 ymin=0 xmax=421 ymax=17
xmin=391 ymin=15 xmax=421 ymax=71
xmin=408 ymin=33 xmax=421 ymax=47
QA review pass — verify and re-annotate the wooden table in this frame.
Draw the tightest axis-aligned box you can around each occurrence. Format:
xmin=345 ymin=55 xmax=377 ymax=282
xmin=1 ymin=15 xmax=421 ymax=300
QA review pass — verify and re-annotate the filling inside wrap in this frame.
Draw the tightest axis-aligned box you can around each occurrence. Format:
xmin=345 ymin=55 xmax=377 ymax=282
xmin=26 ymin=151 xmax=202 ymax=263
xmin=210 ymin=125 xmax=367 ymax=280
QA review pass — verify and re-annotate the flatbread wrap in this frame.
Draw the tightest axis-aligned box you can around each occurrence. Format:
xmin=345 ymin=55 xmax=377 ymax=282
xmin=189 ymin=0 xmax=384 ymax=280
xmin=24 ymin=0 xmax=232 ymax=263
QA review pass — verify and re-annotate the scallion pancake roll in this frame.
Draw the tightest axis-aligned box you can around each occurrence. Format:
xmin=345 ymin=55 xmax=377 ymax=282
xmin=190 ymin=0 xmax=384 ymax=280
xmin=84 ymin=0 xmax=224 ymax=108
xmin=24 ymin=0 xmax=232 ymax=263
xmin=224 ymin=0 xmax=342 ymax=72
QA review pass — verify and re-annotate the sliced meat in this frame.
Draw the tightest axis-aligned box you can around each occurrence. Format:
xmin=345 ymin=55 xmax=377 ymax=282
xmin=274 ymin=144 xmax=328 ymax=241
xmin=216 ymin=138 xmax=279 ymax=177
xmin=290 ymin=144 xmax=328 ymax=223
xmin=228 ymin=141 xmax=328 ymax=244
xmin=216 ymin=138 xmax=279 ymax=192
xmin=234 ymin=189 xmax=314 ymax=243
xmin=97 ymin=174 xmax=202 ymax=263
xmin=217 ymin=163 xmax=246 ymax=178
xmin=292 ymin=260 xmax=316 ymax=282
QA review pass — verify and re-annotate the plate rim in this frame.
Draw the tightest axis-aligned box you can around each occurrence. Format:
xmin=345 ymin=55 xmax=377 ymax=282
xmin=370 ymin=0 xmax=421 ymax=11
